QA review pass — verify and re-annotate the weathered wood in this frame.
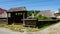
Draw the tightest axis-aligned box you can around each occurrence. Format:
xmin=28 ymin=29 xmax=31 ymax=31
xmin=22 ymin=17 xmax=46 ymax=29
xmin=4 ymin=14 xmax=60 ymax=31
xmin=37 ymin=20 xmax=58 ymax=28
xmin=23 ymin=13 xmax=25 ymax=26
xmin=23 ymin=19 xmax=38 ymax=27
xmin=7 ymin=11 xmax=27 ymax=24
xmin=0 ymin=18 xmax=7 ymax=19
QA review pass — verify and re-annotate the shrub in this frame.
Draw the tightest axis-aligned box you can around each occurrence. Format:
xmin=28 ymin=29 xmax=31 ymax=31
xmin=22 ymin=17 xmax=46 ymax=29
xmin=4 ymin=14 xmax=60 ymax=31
xmin=35 ymin=15 xmax=52 ymax=20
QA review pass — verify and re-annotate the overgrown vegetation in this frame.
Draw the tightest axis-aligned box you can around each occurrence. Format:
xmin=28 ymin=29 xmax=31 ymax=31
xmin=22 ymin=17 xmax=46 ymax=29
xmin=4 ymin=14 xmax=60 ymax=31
xmin=27 ymin=10 xmax=40 ymax=17
xmin=27 ymin=10 xmax=52 ymax=20
xmin=0 ymin=24 xmax=39 ymax=32
xmin=35 ymin=15 xmax=52 ymax=20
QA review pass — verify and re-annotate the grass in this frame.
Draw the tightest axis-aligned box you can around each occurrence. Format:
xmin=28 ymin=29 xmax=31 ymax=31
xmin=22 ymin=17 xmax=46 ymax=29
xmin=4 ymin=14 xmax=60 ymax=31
xmin=0 ymin=23 xmax=39 ymax=32
xmin=0 ymin=22 xmax=59 ymax=32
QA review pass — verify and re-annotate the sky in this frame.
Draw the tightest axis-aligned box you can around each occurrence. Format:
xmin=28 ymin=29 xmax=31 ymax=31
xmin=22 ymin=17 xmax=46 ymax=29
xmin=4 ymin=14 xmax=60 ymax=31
xmin=0 ymin=0 xmax=60 ymax=13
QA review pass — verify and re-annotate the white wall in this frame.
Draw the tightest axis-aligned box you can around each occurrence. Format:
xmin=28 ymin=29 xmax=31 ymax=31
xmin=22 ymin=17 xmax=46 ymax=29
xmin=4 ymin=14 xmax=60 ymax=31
xmin=0 ymin=11 xmax=7 ymax=18
xmin=56 ymin=16 xmax=60 ymax=18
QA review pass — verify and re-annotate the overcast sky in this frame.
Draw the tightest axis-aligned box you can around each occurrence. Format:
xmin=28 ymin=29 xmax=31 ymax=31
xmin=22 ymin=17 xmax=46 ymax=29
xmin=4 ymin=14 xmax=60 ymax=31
xmin=0 ymin=0 xmax=60 ymax=13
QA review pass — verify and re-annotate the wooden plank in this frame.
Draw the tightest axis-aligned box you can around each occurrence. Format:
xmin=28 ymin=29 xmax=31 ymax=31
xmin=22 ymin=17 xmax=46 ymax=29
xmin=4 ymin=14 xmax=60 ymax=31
xmin=0 ymin=17 xmax=7 ymax=19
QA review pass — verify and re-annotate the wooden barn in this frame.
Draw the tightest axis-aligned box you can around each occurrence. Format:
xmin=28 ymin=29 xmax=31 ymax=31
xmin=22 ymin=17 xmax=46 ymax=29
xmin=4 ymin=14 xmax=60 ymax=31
xmin=7 ymin=7 xmax=27 ymax=24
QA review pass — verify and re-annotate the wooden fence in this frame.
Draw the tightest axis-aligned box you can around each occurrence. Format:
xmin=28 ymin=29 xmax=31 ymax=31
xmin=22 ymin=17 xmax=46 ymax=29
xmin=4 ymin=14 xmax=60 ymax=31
xmin=0 ymin=18 xmax=7 ymax=24
xmin=36 ymin=20 xmax=59 ymax=28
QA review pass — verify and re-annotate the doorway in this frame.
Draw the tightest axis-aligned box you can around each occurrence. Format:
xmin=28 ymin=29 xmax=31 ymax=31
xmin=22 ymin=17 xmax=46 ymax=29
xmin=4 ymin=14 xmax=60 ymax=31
xmin=7 ymin=11 xmax=27 ymax=25
xmin=11 ymin=12 xmax=23 ymax=23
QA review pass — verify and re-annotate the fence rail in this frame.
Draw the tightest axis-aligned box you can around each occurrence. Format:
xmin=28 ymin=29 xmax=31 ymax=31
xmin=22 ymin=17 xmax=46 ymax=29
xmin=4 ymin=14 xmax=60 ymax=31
xmin=0 ymin=18 xmax=7 ymax=23
xmin=36 ymin=20 xmax=59 ymax=28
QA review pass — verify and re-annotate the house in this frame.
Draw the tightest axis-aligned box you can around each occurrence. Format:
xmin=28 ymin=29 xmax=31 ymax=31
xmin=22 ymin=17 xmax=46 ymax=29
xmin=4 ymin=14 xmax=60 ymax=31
xmin=38 ymin=10 xmax=56 ymax=19
xmin=7 ymin=7 xmax=27 ymax=24
xmin=0 ymin=8 xmax=7 ymax=18
xmin=54 ymin=13 xmax=60 ymax=18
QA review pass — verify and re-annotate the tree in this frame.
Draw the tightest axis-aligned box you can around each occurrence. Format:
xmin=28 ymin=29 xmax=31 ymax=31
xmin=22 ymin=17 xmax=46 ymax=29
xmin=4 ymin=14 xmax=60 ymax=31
xmin=59 ymin=9 xmax=60 ymax=13
xmin=56 ymin=9 xmax=60 ymax=14
xmin=27 ymin=10 xmax=40 ymax=17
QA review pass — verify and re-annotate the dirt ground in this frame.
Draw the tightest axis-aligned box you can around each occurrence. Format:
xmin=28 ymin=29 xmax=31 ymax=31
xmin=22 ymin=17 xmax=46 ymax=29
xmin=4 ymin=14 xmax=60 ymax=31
xmin=36 ymin=22 xmax=60 ymax=34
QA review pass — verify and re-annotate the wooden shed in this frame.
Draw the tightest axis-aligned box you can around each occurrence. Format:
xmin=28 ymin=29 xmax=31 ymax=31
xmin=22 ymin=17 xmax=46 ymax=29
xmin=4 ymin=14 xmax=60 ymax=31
xmin=7 ymin=7 xmax=27 ymax=24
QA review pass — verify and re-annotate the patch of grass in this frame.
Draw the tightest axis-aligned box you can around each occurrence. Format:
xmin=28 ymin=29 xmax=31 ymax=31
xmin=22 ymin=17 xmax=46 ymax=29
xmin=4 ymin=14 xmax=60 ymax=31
xmin=0 ymin=24 xmax=8 ymax=27
xmin=0 ymin=24 xmax=39 ymax=32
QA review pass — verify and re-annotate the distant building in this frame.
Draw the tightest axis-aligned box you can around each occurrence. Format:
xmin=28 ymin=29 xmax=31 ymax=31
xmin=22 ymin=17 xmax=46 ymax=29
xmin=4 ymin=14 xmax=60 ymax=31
xmin=39 ymin=10 xmax=55 ymax=17
xmin=37 ymin=10 xmax=56 ymax=19
xmin=0 ymin=8 xmax=7 ymax=18
xmin=54 ymin=13 xmax=60 ymax=18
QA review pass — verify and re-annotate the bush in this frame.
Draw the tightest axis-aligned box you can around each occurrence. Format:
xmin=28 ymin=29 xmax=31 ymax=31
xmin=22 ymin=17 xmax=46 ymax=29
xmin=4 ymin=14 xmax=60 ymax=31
xmin=35 ymin=15 xmax=52 ymax=20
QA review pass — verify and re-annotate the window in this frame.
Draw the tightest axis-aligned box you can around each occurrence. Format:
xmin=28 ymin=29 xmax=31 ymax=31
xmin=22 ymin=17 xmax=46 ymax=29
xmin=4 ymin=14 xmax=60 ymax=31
xmin=18 ymin=13 xmax=22 ymax=15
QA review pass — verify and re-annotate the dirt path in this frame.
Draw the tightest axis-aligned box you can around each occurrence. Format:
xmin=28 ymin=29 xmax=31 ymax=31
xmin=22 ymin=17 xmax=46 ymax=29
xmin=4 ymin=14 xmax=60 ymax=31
xmin=0 ymin=28 xmax=23 ymax=34
xmin=36 ymin=22 xmax=60 ymax=34
xmin=0 ymin=28 xmax=36 ymax=34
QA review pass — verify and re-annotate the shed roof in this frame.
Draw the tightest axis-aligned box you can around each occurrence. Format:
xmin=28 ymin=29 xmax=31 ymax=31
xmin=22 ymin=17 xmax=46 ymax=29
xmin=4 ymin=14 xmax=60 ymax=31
xmin=8 ymin=7 xmax=26 ymax=12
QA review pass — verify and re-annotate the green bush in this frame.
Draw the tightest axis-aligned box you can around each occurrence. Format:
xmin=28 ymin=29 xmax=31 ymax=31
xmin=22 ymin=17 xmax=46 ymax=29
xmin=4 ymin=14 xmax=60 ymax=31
xmin=35 ymin=15 xmax=52 ymax=20
xmin=27 ymin=11 xmax=52 ymax=20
